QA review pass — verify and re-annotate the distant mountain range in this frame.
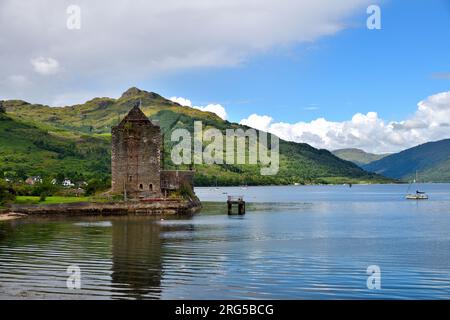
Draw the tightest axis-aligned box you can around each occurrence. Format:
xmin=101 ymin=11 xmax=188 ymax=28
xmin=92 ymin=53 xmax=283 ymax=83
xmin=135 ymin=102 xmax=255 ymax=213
xmin=362 ymin=139 xmax=450 ymax=182
xmin=0 ymin=88 xmax=389 ymax=186
xmin=332 ymin=148 xmax=389 ymax=166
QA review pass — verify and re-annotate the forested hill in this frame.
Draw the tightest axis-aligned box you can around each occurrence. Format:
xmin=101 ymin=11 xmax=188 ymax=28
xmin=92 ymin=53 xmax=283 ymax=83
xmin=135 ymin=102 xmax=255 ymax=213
xmin=0 ymin=88 xmax=390 ymax=185
xmin=332 ymin=148 xmax=389 ymax=166
xmin=363 ymin=139 xmax=450 ymax=182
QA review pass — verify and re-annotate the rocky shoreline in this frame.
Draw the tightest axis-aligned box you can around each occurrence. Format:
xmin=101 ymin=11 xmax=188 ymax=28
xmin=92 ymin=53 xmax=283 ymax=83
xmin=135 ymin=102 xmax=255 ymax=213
xmin=0 ymin=199 xmax=202 ymax=220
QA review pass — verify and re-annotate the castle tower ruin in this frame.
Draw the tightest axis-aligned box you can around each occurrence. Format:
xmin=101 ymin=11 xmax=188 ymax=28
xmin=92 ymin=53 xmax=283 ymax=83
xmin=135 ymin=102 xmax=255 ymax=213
xmin=111 ymin=103 xmax=162 ymax=198
xmin=111 ymin=102 xmax=195 ymax=200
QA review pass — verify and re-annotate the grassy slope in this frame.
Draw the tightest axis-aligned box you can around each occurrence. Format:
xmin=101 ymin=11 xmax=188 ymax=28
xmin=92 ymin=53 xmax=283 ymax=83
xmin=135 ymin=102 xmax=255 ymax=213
xmin=1 ymin=88 xmax=391 ymax=185
xmin=332 ymin=148 xmax=389 ymax=166
xmin=14 ymin=196 xmax=95 ymax=205
xmin=0 ymin=112 xmax=110 ymax=179
xmin=363 ymin=139 xmax=450 ymax=182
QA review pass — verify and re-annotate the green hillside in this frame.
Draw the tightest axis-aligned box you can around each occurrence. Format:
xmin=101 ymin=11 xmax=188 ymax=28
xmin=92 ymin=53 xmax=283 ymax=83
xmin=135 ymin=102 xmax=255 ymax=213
xmin=0 ymin=112 xmax=110 ymax=182
xmin=1 ymin=88 xmax=390 ymax=186
xmin=332 ymin=148 xmax=389 ymax=166
xmin=363 ymin=139 xmax=450 ymax=182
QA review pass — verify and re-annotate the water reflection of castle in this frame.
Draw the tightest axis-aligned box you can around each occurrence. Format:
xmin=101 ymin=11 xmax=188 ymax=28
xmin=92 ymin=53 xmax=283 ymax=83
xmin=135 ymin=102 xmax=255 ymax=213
xmin=111 ymin=218 xmax=163 ymax=299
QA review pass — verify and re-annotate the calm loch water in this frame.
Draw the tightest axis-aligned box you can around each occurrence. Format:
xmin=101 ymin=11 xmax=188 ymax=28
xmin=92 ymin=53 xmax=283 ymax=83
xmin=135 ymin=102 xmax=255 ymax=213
xmin=1 ymin=184 xmax=450 ymax=299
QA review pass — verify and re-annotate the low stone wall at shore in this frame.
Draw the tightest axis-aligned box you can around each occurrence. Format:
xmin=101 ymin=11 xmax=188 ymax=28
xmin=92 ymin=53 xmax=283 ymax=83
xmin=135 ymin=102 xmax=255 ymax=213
xmin=7 ymin=199 xmax=202 ymax=217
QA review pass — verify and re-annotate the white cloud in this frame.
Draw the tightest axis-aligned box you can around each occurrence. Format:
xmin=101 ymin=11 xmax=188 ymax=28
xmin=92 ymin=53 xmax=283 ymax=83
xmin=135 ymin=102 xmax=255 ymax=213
xmin=240 ymin=114 xmax=274 ymax=131
xmin=169 ymin=97 xmax=193 ymax=107
xmin=304 ymin=105 xmax=319 ymax=111
xmin=0 ymin=0 xmax=371 ymax=104
xmin=239 ymin=91 xmax=450 ymax=153
xmin=30 ymin=57 xmax=60 ymax=75
xmin=169 ymin=96 xmax=228 ymax=120
xmin=194 ymin=104 xmax=228 ymax=120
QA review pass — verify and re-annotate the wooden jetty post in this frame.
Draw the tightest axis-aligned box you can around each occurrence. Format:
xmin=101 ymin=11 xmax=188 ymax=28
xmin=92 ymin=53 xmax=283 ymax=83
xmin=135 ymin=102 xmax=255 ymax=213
xmin=227 ymin=195 xmax=246 ymax=215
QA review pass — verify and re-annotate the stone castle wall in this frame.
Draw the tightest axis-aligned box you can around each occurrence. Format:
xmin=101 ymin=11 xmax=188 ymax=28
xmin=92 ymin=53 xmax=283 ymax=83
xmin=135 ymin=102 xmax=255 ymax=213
xmin=111 ymin=119 xmax=162 ymax=198
xmin=111 ymin=105 xmax=195 ymax=200
xmin=161 ymin=170 xmax=195 ymax=191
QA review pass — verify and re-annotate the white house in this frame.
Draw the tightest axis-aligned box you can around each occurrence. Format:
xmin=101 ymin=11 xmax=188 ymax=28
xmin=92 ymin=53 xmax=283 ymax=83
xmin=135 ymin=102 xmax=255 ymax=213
xmin=62 ymin=179 xmax=75 ymax=187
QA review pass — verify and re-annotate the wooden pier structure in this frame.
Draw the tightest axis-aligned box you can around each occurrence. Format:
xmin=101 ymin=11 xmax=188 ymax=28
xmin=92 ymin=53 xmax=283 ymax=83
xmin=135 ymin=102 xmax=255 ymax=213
xmin=227 ymin=195 xmax=246 ymax=215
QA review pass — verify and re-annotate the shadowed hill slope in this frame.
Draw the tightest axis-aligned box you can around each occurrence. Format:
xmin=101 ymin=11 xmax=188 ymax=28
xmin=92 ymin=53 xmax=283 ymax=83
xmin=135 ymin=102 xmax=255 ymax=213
xmin=363 ymin=139 xmax=450 ymax=182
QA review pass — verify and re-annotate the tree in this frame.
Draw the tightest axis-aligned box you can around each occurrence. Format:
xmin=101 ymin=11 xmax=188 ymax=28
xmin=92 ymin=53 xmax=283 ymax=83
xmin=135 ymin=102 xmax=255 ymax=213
xmin=55 ymin=172 xmax=65 ymax=185
xmin=32 ymin=178 xmax=58 ymax=197
xmin=85 ymin=177 xmax=110 ymax=196
xmin=0 ymin=178 xmax=15 ymax=206
xmin=39 ymin=193 xmax=47 ymax=202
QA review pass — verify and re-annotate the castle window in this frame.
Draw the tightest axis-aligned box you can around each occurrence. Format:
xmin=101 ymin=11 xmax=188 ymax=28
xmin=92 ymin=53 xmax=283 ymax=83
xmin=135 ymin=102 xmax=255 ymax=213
xmin=139 ymin=184 xmax=143 ymax=190
xmin=149 ymin=184 xmax=153 ymax=191
xmin=129 ymin=175 xmax=132 ymax=182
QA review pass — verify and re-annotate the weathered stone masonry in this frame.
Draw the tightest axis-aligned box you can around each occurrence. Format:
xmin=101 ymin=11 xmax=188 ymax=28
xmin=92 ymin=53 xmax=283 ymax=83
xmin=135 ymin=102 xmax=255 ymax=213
xmin=111 ymin=103 xmax=194 ymax=199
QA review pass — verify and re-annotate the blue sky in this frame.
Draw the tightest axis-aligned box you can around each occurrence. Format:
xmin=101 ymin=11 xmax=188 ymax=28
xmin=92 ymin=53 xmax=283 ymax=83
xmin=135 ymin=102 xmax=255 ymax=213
xmin=2 ymin=0 xmax=450 ymax=153
xmin=148 ymin=0 xmax=450 ymax=124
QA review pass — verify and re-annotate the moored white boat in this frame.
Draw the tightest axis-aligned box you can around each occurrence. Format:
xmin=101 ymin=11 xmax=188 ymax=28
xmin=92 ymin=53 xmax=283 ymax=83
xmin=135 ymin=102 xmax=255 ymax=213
xmin=405 ymin=171 xmax=428 ymax=200
xmin=406 ymin=193 xmax=428 ymax=200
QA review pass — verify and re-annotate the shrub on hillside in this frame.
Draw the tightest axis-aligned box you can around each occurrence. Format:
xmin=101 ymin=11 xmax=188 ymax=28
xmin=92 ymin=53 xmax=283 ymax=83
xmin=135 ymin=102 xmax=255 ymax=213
xmin=0 ymin=178 xmax=15 ymax=205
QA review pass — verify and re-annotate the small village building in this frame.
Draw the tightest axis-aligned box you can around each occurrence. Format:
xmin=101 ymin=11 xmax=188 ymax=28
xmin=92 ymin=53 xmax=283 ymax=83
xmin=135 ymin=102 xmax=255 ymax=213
xmin=25 ymin=176 xmax=42 ymax=185
xmin=62 ymin=179 xmax=75 ymax=187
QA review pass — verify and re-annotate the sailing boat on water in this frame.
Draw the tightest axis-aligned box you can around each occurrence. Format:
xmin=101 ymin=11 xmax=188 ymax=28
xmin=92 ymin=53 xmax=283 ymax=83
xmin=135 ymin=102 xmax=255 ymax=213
xmin=406 ymin=171 xmax=428 ymax=200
